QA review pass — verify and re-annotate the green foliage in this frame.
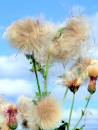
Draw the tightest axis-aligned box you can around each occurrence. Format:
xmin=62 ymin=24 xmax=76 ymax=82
xmin=53 ymin=27 xmax=65 ymax=40
xmin=9 ymin=123 xmax=18 ymax=130
xmin=81 ymin=110 xmax=85 ymax=116
xmin=55 ymin=121 xmax=69 ymax=130
xmin=26 ymin=54 xmax=45 ymax=77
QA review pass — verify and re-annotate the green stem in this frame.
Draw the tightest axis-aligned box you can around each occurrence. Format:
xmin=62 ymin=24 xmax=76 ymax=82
xmin=68 ymin=93 xmax=76 ymax=130
xmin=44 ymin=55 xmax=50 ymax=94
xmin=9 ymin=128 xmax=16 ymax=130
xmin=72 ymin=94 xmax=92 ymax=130
xmin=63 ymin=87 xmax=69 ymax=103
xmin=32 ymin=57 xmax=42 ymax=97
xmin=66 ymin=123 xmax=69 ymax=130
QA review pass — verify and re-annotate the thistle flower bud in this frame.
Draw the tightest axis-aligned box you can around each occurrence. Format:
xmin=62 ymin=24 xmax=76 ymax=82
xmin=88 ymin=77 xmax=96 ymax=94
xmin=68 ymin=79 xmax=81 ymax=93
xmin=87 ymin=65 xmax=98 ymax=94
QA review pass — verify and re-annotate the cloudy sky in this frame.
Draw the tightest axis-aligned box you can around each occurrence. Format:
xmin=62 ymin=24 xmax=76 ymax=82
xmin=0 ymin=0 xmax=98 ymax=129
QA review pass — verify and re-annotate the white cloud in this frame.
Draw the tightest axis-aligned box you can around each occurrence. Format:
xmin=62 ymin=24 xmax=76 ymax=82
xmin=63 ymin=108 xmax=98 ymax=129
xmin=63 ymin=108 xmax=98 ymax=120
xmin=0 ymin=54 xmax=32 ymax=79
xmin=61 ymin=108 xmax=98 ymax=130
xmin=0 ymin=79 xmax=34 ymax=96
xmin=0 ymin=54 xmax=40 ymax=97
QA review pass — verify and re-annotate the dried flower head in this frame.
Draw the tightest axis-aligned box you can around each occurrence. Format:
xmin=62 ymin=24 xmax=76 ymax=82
xmin=65 ymin=64 xmax=88 ymax=84
xmin=49 ymin=16 xmax=90 ymax=62
xmin=70 ymin=79 xmax=81 ymax=93
xmin=87 ymin=65 xmax=98 ymax=78
xmin=18 ymin=96 xmax=34 ymax=115
xmin=28 ymin=121 xmax=39 ymax=130
xmin=63 ymin=77 xmax=81 ymax=93
xmin=33 ymin=97 xmax=62 ymax=130
xmin=5 ymin=18 xmax=55 ymax=55
xmin=59 ymin=58 xmax=91 ymax=93
xmin=17 ymin=96 xmax=36 ymax=129
xmin=87 ymin=63 xmax=98 ymax=94
xmin=65 ymin=16 xmax=89 ymax=42
xmin=75 ymin=57 xmax=92 ymax=71
xmin=90 ymin=59 xmax=98 ymax=65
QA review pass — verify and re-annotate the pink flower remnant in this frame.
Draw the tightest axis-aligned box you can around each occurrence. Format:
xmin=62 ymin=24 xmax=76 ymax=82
xmin=4 ymin=105 xmax=18 ymax=130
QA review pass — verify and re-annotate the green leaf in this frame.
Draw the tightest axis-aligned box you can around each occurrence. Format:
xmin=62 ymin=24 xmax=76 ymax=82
xmin=36 ymin=92 xmax=40 ymax=97
xmin=25 ymin=54 xmax=32 ymax=59
xmin=79 ymin=124 xmax=85 ymax=130
xmin=55 ymin=121 xmax=68 ymax=130
xmin=82 ymin=110 xmax=84 ymax=116
xmin=54 ymin=27 xmax=65 ymax=40
xmin=85 ymin=96 xmax=89 ymax=101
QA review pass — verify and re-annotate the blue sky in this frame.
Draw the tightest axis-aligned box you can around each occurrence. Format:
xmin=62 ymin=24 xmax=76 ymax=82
xmin=0 ymin=0 xmax=98 ymax=129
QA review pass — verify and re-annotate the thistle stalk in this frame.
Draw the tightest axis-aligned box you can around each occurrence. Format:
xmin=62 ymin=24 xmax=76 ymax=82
xmin=72 ymin=94 xmax=92 ymax=130
xmin=63 ymin=87 xmax=69 ymax=103
xmin=44 ymin=54 xmax=50 ymax=94
xmin=8 ymin=126 xmax=17 ymax=130
xmin=68 ymin=93 xmax=76 ymax=130
xmin=32 ymin=55 xmax=42 ymax=98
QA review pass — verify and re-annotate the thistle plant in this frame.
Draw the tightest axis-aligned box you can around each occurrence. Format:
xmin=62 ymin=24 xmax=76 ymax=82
xmin=2 ymin=15 xmax=97 ymax=130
